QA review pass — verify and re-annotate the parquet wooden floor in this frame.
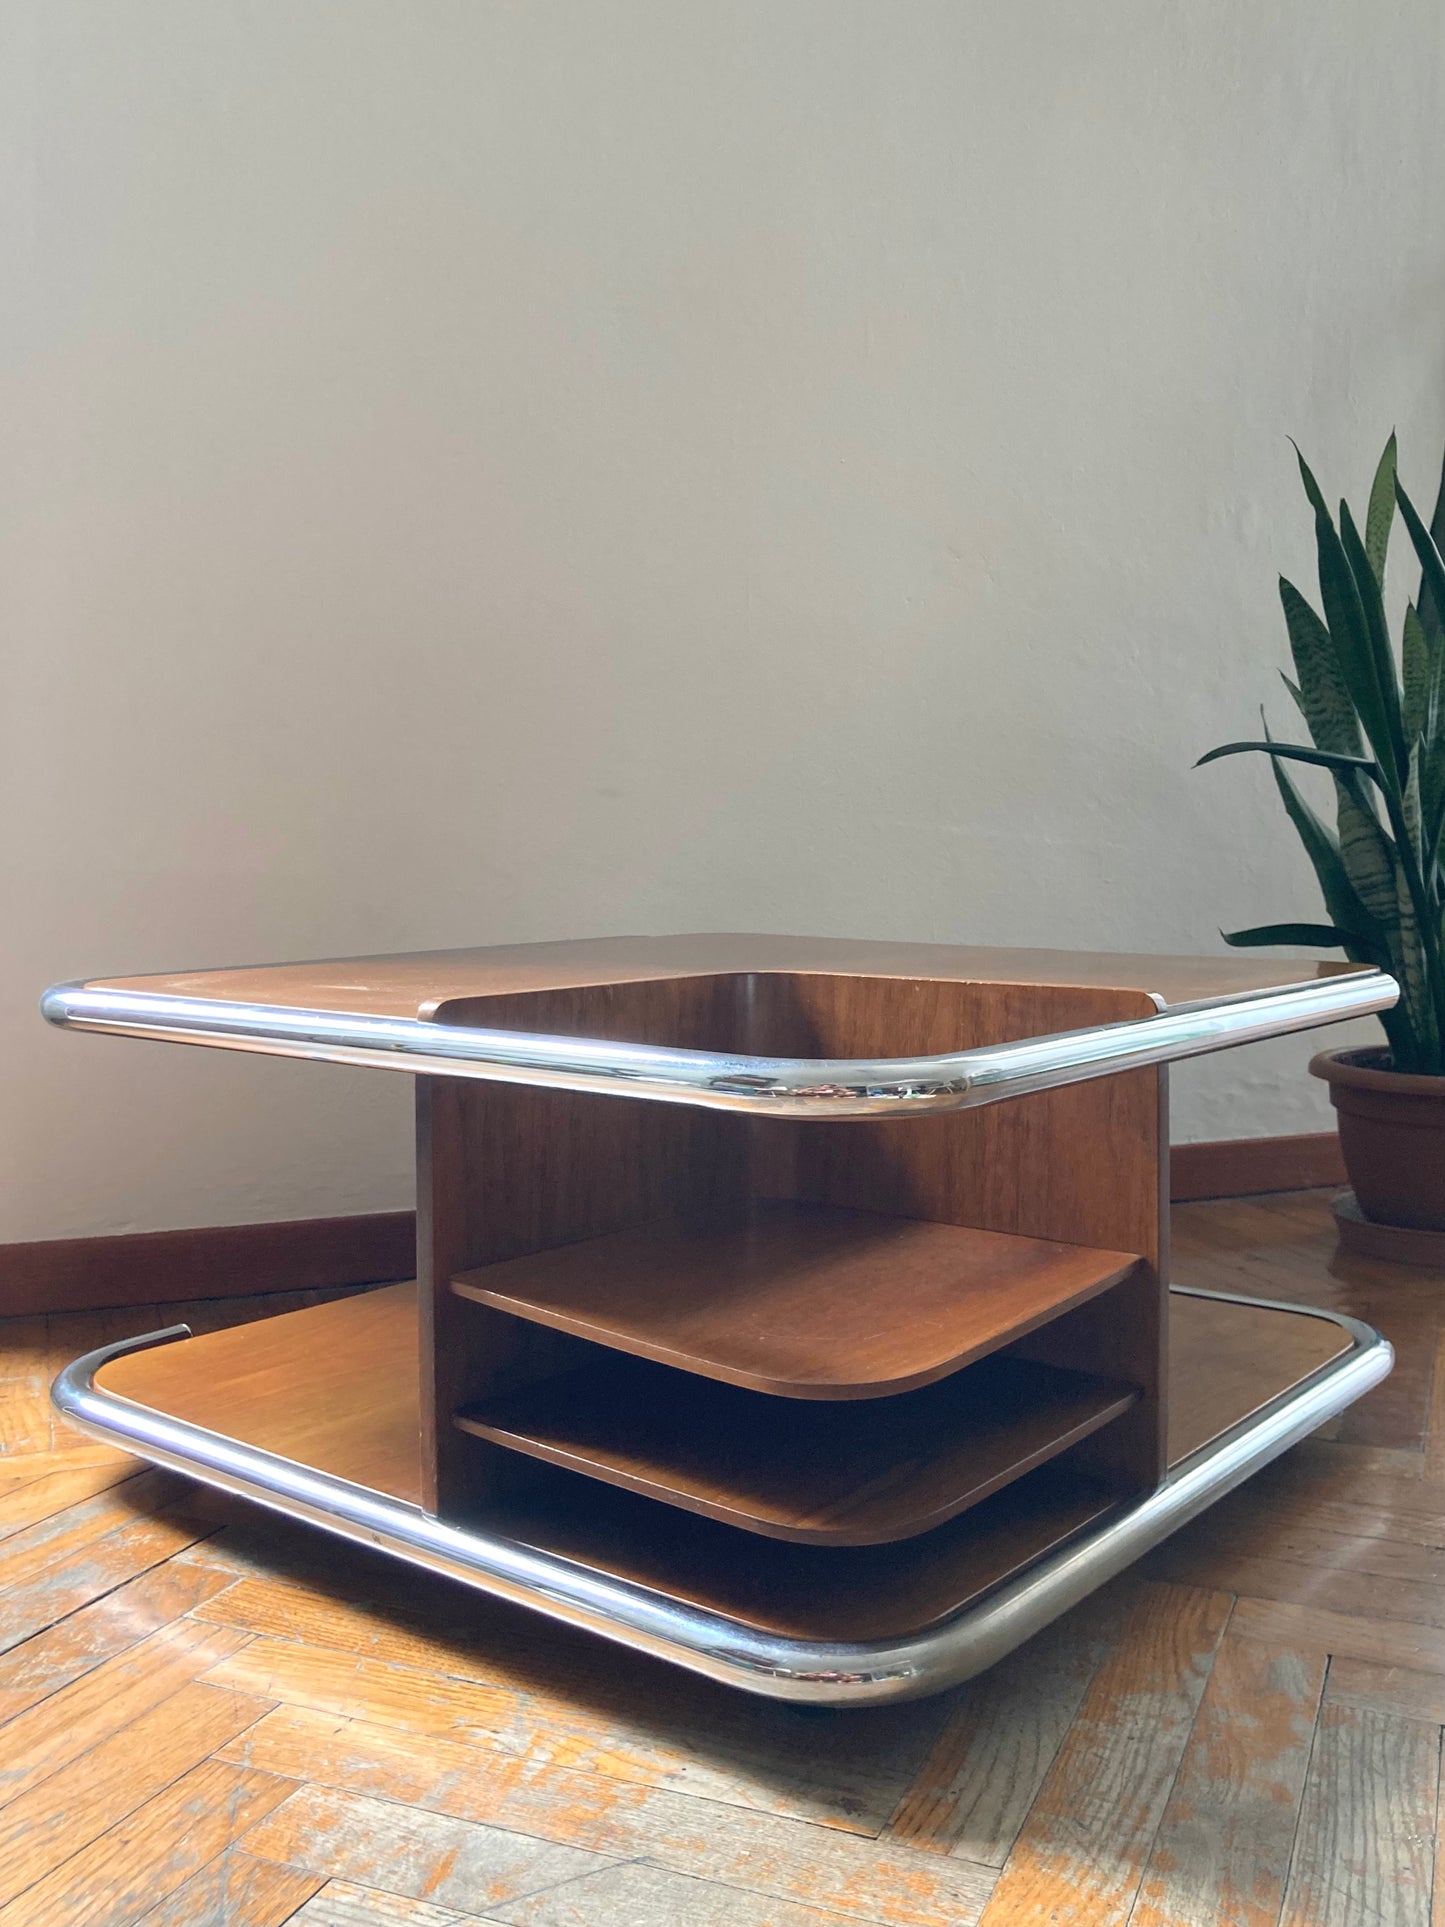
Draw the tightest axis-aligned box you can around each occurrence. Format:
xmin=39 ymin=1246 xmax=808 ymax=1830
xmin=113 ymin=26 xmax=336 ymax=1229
xmin=2 ymin=1192 xmax=1444 ymax=1925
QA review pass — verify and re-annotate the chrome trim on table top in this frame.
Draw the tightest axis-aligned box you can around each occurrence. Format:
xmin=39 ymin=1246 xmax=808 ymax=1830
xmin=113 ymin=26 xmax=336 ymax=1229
xmin=53 ymin=1289 xmax=1390 ymax=1705
xmin=41 ymin=970 xmax=1398 ymax=1118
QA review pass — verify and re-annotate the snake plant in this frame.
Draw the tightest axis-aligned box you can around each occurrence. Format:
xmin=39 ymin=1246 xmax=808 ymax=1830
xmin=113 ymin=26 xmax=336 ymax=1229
xmin=1199 ymin=434 xmax=1445 ymax=1075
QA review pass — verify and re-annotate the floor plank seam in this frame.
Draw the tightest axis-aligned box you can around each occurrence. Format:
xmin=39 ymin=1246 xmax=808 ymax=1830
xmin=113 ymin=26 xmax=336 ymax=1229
xmin=1425 ymin=1336 xmax=1445 ymax=1483
xmin=1 ymin=1568 xmax=194 ymax=1665
xmin=485 ymin=1850 xmax=650 ymax=1914
xmin=192 ymin=1620 xmax=971 ymax=1846
xmin=225 ymin=1706 xmax=940 ymax=1854
xmin=1273 ymin=1652 xmax=1331 ymax=1927
xmin=0 ymin=1539 xmax=240 ymax=1735
xmin=1118 ymin=1588 xmax=1241 ymax=1927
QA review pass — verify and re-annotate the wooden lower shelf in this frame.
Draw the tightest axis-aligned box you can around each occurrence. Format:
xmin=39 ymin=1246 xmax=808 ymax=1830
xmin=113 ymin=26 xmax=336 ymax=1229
xmin=91 ymin=1284 xmax=426 ymax=1505
xmin=451 ymin=1200 xmax=1143 ymax=1399
xmin=91 ymin=1283 xmax=1355 ymax=1642
xmin=475 ymin=1455 xmax=1121 ymax=1640
xmin=455 ymin=1350 xmax=1138 ymax=1544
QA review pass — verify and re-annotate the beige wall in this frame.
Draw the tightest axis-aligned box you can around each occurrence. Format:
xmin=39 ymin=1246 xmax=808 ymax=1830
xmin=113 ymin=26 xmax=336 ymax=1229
xmin=3 ymin=2 xmax=1442 ymax=1242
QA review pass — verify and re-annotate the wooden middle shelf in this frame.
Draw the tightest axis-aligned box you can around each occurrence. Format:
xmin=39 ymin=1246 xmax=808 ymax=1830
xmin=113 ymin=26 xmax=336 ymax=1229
xmin=450 ymin=1200 xmax=1143 ymax=1400
xmin=455 ymin=1349 xmax=1138 ymax=1544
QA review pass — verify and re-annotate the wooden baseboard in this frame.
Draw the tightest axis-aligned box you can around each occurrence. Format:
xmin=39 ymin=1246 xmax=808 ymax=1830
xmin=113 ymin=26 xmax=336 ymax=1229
xmin=0 ymin=1211 xmax=416 ymax=1319
xmin=1169 ymin=1132 xmax=1345 ymax=1203
xmin=0 ymin=1132 xmax=1343 ymax=1317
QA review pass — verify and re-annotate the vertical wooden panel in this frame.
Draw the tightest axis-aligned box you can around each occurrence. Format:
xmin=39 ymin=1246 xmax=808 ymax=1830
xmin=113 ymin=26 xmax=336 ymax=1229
xmin=419 ymin=969 xmax=1167 ymax=1515
xmin=415 ymin=1076 xmax=479 ymax=1516
xmin=749 ymin=975 xmax=1165 ymax=1264
xmin=417 ymin=979 xmax=750 ymax=1515
xmin=753 ymin=975 xmax=1166 ymax=1489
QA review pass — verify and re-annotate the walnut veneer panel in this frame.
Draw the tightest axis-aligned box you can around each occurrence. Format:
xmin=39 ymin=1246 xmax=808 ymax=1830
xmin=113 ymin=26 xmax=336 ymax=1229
xmin=1167 ymin=1296 xmax=1351 ymax=1462
xmin=739 ymin=975 xmax=1167 ymax=1262
xmin=452 ymin=1202 xmax=1141 ymax=1399
xmin=480 ymin=1458 xmax=1121 ymax=1641
xmin=456 ymin=1349 xmax=1137 ymax=1543
xmin=746 ymin=974 xmax=1170 ymax=1497
xmin=95 ymin=1283 xmax=422 ymax=1505
xmin=416 ymin=976 xmax=753 ymax=1512
xmin=88 ymin=931 xmax=1371 ymax=1021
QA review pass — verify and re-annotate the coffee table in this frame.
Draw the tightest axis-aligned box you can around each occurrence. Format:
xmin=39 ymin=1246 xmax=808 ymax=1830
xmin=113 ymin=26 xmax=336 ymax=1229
xmin=44 ymin=934 xmax=1395 ymax=1703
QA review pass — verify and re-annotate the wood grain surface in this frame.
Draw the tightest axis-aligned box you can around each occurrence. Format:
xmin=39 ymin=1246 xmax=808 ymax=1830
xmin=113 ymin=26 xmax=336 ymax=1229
xmin=1132 ymin=1631 xmax=1326 ymax=1927
xmin=1171 ymin=1132 xmax=1346 ymax=1202
xmin=96 ymin=1284 xmax=423 ymax=1506
xmin=976 ymin=1580 xmax=1233 ymax=1925
xmin=0 ymin=1212 xmax=414 ymax=1318
xmin=88 ymin=929 xmax=1372 ymax=1020
xmin=1167 ymin=1295 xmax=1350 ymax=1461
xmin=452 ymin=1201 xmax=1142 ymax=1399
xmin=456 ymin=1348 xmax=1137 ymax=1543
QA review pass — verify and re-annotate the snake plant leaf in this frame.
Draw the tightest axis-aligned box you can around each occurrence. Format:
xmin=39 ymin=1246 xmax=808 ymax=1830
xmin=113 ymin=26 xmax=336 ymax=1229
xmin=1404 ymin=602 xmax=1430 ymax=743
xmin=1365 ymin=431 xmax=1398 ymax=585
xmin=1395 ymin=478 xmax=1445 ymax=671
xmin=1280 ymin=668 xmax=1406 ymax=977
xmin=1403 ymin=738 xmax=1424 ymax=861
xmin=1339 ymin=500 xmax=1408 ymax=785
xmin=1419 ymin=446 xmax=1445 ymax=650
xmin=1428 ymin=606 xmax=1445 ymax=731
xmin=1262 ymin=742 xmax=1390 ymax=966
xmin=1222 ymin=921 xmax=1379 ymax=952
xmin=1385 ymin=733 xmax=1445 ymax=1065
xmin=1294 ymin=443 xmax=1330 ymax=518
xmin=1195 ymin=739 xmax=1380 ymax=780
xmin=1296 ymin=462 xmax=1403 ymax=787
xmin=1262 ymin=729 xmax=1414 ymax=1062
xmin=1422 ymin=631 xmax=1445 ymax=873
xmin=1278 ymin=576 xmax=1363 ymax=755
xmin=1419 ymin=616 xmax=1445 ymax=836
xmin=1431 ymin=442 xmax=1445 ymax=545
xmin=1393 ymin=804 xmax=1435 ymax=1058
xmin=1336 ymin=781 xmax=1402 ymax=962
xmin=1281 ymin=675 xmax=1315 ymax=743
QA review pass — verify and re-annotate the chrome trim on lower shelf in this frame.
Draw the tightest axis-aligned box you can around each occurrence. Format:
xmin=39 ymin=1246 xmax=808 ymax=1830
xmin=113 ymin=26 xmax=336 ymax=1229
xmin=52 ymin=1288 xmax=1390 ymax=1706
xmin=41 ymin=971 xmax=1397 ymax=1118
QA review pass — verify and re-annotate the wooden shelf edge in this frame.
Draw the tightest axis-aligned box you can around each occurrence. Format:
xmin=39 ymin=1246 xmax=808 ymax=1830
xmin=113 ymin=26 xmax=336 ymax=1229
xmin=450 ymin=1201 xmax=1143 ymax=1400
xmin=453 ymin=1352 xmax=1140 ymax=1545
xmin=475 ymin=1456 xmax=1126 ymax=1642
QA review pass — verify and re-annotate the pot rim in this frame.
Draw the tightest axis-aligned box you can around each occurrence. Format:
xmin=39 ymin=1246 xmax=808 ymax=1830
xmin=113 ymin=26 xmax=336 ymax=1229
xmin=1309 ymin=1046 xmax=1445 ymax=1098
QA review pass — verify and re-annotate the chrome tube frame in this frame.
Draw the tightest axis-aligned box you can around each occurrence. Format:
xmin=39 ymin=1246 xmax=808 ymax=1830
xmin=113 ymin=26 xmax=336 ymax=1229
xmin=53 ymin=1288 xmax=1390 ymax=1706
xmin=42 ymin=971 xmax=1397 ymax=1118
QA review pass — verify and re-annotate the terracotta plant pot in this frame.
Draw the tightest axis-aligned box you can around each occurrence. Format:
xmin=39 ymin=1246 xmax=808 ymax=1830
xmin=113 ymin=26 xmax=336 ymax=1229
xmin=1310 ymin=1047 xmax=1445 ymax=1231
